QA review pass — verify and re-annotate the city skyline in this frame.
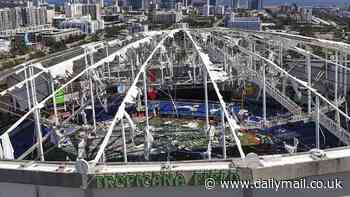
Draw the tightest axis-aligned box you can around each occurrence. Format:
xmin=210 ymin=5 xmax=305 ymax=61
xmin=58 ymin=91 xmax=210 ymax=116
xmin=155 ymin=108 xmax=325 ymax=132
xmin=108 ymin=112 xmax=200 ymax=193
xmin=48 ymin=0 xmax=350 ymax=6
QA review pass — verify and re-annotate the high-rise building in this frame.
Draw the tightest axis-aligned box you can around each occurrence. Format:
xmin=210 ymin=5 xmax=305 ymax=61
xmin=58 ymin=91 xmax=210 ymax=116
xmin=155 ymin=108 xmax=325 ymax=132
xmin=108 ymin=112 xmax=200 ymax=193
xmin=33 ymin=0 xmax=41 ymax=7
xmin=127 ymin=0 xmax=143 ymax=10
xmin=202 ymin=5 xmax=215 ymax=16
xmin=160 ymin=0 xmax=175 ymax=10
xmin=224 ymin=14 xmax=261 ymax=30
xmin=0 ymin=0 xmax=29 ymax=8
xmin=148 ymin=11 xmax=182 ymax=24
xmin=10 ymin=7 xmax=23 ymax=29
xmin=82 ymin=3 xmax=101 ymax=19
xmin=0 ymin=6 xmax=47 ymax=31
xmin=64 ymin=3 xmax=101 ymax=20
xmin=33 ymin=0 xmax=47 ymax=7
xmin=65 ymin=0 xmax=103 ymax=5
xmin=118 ymin=0 xmax=128 ymax=9
xmin=99 ymin=0 xmax=104 ymax=8
xmin=0 ymin=9 xmax=11 ymax=30
xmin=24 ymin=6 xmax=47 ymax=26
xmin=232 ymin=0 xmax=239 ymax=9
xmin=59 ymin=15 xmax=104 ymax=34
xmin=248 ymin=0 xmax=263 ymax=10
xmin=46 ymin=9 xmax=55 ymax=24
xmin=126 ymin=0 xmax=152 ymax=10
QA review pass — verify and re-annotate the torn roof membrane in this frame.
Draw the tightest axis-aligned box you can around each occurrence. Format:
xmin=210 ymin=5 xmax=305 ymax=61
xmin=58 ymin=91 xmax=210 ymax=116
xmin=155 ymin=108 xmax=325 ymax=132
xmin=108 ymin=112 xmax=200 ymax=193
xmin=124 ymin=86 xmax=140 ymax=104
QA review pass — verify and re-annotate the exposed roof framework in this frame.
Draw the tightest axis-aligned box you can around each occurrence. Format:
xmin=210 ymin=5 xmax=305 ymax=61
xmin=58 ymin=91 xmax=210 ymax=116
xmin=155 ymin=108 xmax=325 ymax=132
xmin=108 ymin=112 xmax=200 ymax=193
xmin=0 ymin=28 xmax=350 ymax=170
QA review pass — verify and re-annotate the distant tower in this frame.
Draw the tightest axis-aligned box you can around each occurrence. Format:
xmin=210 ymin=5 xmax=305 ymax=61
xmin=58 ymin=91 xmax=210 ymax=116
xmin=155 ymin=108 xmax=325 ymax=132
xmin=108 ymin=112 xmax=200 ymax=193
xmin=258 ymin=0 xmax=263 ymax=10
xmin=33 ymin=0 xmax=43 ymax=7
xmin=232 ymin=0 xmax=239 ymax=9
xmin=248 ymin=0 xmax=263 ymax=10
xmin=206 ymin=0 xmax=210 ymax=16
xmin=27 ymin=1 xmax=33 ymax=7
xmin=183 ymin=0 xmax=188 ymax=8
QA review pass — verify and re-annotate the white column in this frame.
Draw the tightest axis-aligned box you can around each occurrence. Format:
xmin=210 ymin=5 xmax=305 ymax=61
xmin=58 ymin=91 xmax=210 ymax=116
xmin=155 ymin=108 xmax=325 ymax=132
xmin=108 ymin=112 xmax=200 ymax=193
xmin=89 ymin=72 xmax=96 ymax=130
xmin=344 ymin=54 xmax=347 ymax=97
xmin=50 ymin=74 xmax=59 ymax=126
xmin=204 ymin=67 xmax=210 ymax=160
xmin=263 ymin=62 xmax=267 ymax=124
xmin=206 ymin=0 xmax=210 ymax=16
xmin=24 ymin=67 xmax=32 ymax=110
xmin=29 ymin=65 xmax=44 ymax=161
xmin=279 ymin=41 xmax=283 ymax=66
xmin=143 ymin=70 xmax=150 ymax=160
xmin=316 ymin=96 xmax=320 ymax=149
xmin=204 ymin=69 xmax=209 ymax=128
xmin=121 ymin=117 xmax=128 ymax=163
xmin=106 ymin=45 xmax=111 ymax=80
xmin=87 ymin=51 xmax=97 ymax=130
xmin=221 ymin=107 xmax=226 ymax=159
xmin=325 ymin=50 xmax=328 ymax=80
xmin=307 ymin=54 xmax=312 ymax=115
xmin=335 ymin=52 xmax=340 ymax=124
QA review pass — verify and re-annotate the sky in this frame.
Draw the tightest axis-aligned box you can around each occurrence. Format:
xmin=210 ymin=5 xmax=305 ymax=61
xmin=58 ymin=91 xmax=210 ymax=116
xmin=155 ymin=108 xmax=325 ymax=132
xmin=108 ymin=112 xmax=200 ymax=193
xmin=47 ymin=0 xmax=350 ymax=6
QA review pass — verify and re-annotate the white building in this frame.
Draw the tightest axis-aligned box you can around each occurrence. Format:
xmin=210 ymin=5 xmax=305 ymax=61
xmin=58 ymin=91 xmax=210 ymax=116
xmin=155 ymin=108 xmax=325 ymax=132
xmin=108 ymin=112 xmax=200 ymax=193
xmin=127 ymin=23 xmax=148 ymax=33
xmin=0 ymin=39 xmax=10 ymax=52
xmin=215 ymin=5 xmax=225 ymax=16
xmin=224 ymin=13 xmax=261 ymax=31
xmin=47 ymin=9 xmax=55 ymax=24
xmin=148 ymin=11 xmax=182 ymax=25
xmin=64 ymin=3 xmax=101 ymax=20
xmin=41 ymin=28 xmax=81 ymax=43
xmin=59 ymin=15 xmax=104 ymax=34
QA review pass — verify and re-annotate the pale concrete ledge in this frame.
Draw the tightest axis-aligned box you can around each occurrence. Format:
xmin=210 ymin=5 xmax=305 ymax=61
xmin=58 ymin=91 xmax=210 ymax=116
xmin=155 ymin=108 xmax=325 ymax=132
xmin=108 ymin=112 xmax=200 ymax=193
xmin=0 ymin=146 xmax=349 ymax=188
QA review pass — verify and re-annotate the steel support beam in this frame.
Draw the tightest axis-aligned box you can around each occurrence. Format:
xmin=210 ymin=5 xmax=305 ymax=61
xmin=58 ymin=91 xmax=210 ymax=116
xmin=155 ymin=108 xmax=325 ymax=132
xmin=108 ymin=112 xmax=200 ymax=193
xmin=233 ymin=42 xmax=350 ymax=122
xmin=121 ymin=117 xmax=128 ymax=163
xmin=24 ymin=67 xmax=32 ymax=110
xmin=316 ymin=96 xmax=320 ymax=149
xmin=143 ymin=70 xmax=151 ymax=161
xmin=50 ymin=74 xmax=59 ymax=126
xmin=93 ymin=30 xmax=177 ymax=164
xmin=263 ymin=62 xmax=267 ymax=124
xmin=185 ymin=30 xmax=245 ymax=159
xmin=29 ymin=65 xmax=44 ymax=161
xmin=204 ymin=67 xmax=211 ymax=160
xmin=307 ymin=54 xmax=312 ymax=115
xmin=88 ymin=51 xmax=97 ymax=130
xmin=221 ymin=107 xmax=226 ymax=159
xmin=335 ymin=52 xmax=340 ymax=126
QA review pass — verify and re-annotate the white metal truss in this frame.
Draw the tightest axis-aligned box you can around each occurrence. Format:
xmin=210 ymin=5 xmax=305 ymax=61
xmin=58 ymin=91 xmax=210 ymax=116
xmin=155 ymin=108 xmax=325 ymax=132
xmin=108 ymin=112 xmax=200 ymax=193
xmin=1 ymin=28 xmax=350 ymax=167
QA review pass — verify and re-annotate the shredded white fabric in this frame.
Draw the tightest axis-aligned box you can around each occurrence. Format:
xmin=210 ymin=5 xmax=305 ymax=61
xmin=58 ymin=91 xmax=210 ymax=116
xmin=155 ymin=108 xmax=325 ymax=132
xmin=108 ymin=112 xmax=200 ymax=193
xmin=1 ymin=133 xmax=14 ymax=160
xmin=116 ymin=103 xmax=126 ymax=119
xmin=49 ymin=57 xmax=77 ymax=78
xmin=124 ymin=86 xmax=140 ymax=104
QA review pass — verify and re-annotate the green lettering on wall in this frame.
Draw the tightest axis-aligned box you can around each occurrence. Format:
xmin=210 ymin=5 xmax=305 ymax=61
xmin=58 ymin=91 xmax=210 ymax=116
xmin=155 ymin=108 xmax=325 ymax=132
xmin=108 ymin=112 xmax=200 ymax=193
xmin=143 ymin=173 xmax=152 ymax=187
xmin=151 ymin=173 xmax=162 ymax=187
xmin=163 ymin=173 xmax=175 ymax=186
xmin=174 ymin=173 xmax=186 ymax=186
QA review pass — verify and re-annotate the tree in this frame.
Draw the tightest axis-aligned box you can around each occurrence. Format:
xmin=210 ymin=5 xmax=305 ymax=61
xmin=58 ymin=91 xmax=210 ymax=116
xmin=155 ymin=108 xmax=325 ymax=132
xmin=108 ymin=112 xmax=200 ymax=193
xmin=90 ymin=33 xmax=100 ymax=42
xmin=10 ymin=39 xmax=29 ymax=56
xmin=29 ymin=50 xmax=46 ymax=60
xmin=299 ymin=25 xmax=315 ymax=37
xmin=46 ymin=38 xmax=67 ymax=53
